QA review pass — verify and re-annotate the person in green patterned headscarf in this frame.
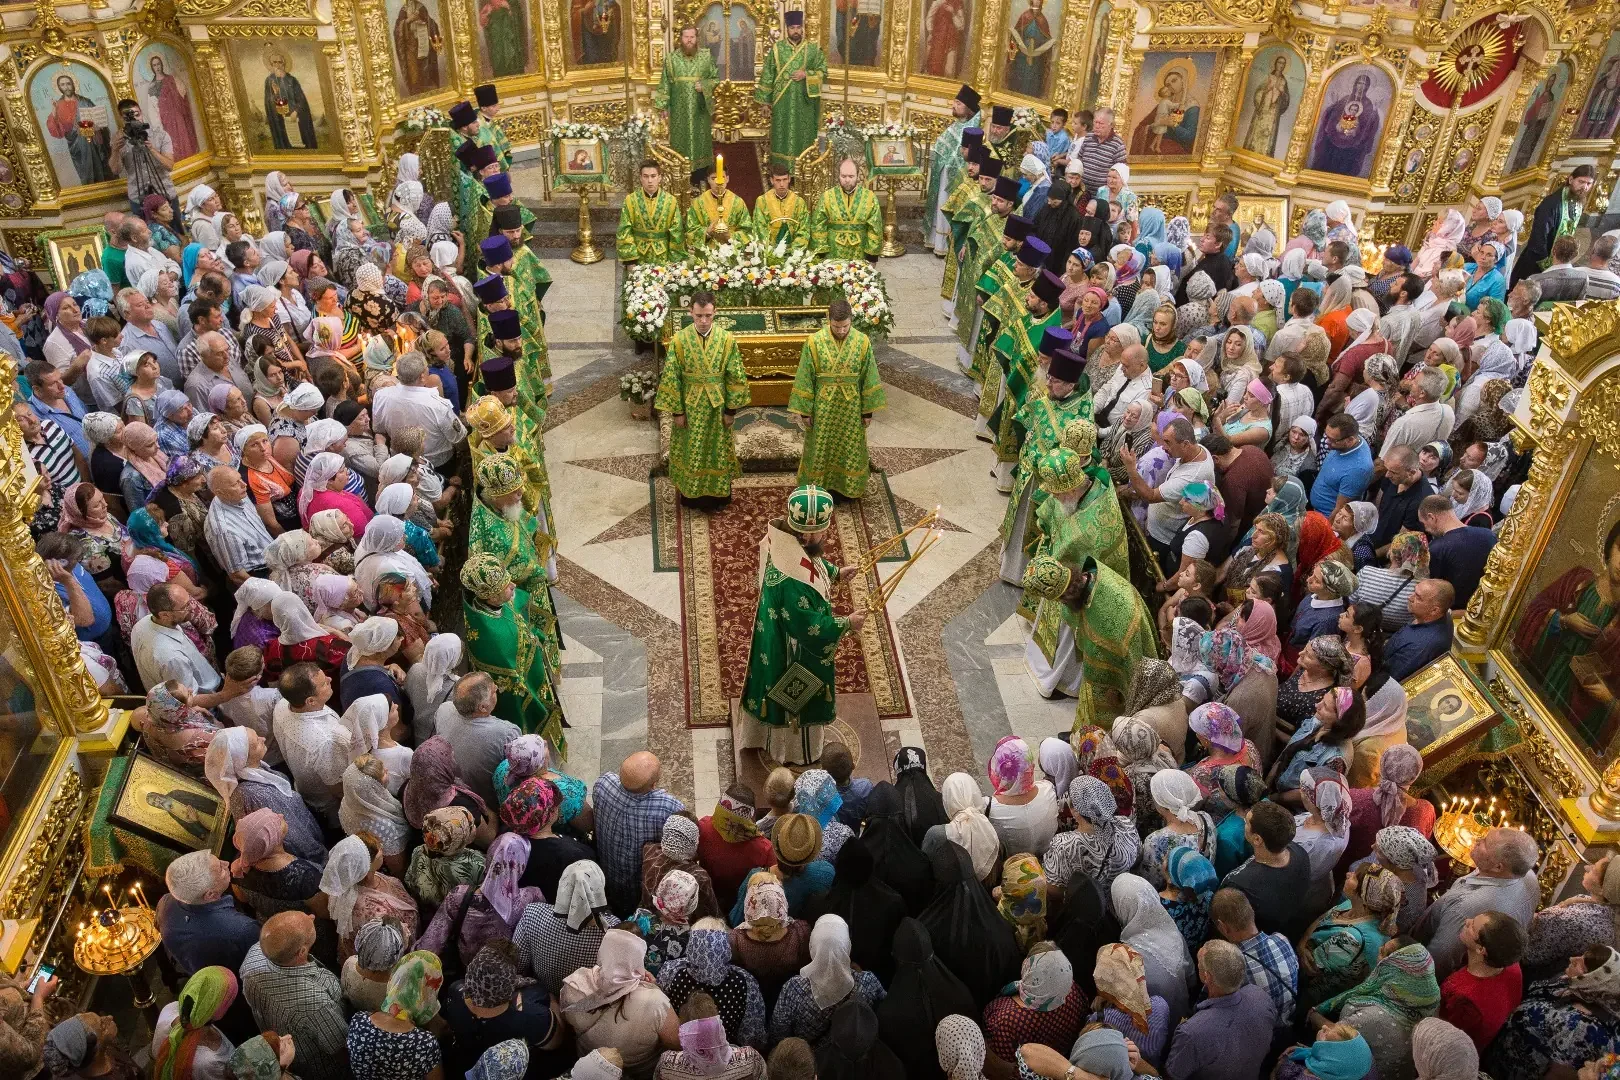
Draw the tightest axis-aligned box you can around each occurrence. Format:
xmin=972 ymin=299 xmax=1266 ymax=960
xmin=153 ymin=966 xmax=238 ymax=1080
xmin=1023 ymin=553 xmax=1159 ymax=730
xmin=461 ymin=552 xmax=564 ymax=747
xmin=380 ymin=950 xmax=445 ymax=1026
xmin=738 ymin=484 xmax=864 ymax=765
xmin=404 ymin=805 xmax=487 ymax=906
xmin=229 ymin=1032 xmax=295 ymax=1080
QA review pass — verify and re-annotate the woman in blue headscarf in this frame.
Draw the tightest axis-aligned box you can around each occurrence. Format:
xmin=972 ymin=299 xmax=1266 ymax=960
xmin=181 ymin=242 xmax=202 ymax=292
xmin=1136 ymin=207 xmax=1167 ymax=256
xmin=68 ymin=269 xmax=113 ymax=318
xmin=128 ymin=504 xmax=198 ymax=579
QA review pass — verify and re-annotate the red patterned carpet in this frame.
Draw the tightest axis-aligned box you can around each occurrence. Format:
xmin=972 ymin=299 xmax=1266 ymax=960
xmin=672 ymin=473 xmax=910 ymax=727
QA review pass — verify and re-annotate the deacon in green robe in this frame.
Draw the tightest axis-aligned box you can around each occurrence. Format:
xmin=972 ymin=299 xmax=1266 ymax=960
xmin=461 ymin=553 xmax=565 ymax=749
xmin=989 ymin=267 xmax=1066 ymax=473
xmin=451 ymin=137 xmax=501 ymax=241
xmin=481 ymin=244 xmax=551 ymax=403
xmin=950 ymin=161 xmax=1011 ymax=348
xmin=927 ymin=87 xmax=983 ymax=252
xmin=1000 ymin=342 xmax=1094 ymax=582
xmin=753 ymin=164 xmax=811 ymax=252
xmin=474 ymin=87 xmax=513 ymax=168
xmin=1022 ymin=553 xmax=1158 ymax=730
xmin=653 ymin=293 xmax=751 ymax=504
xmin=738 ymin=485 xmax=865 ymax=765
xmin=685 ymin=166 xmax=754 ymax=257
xmin=788 ymin=301 xmax=885 ymax=498
xmin=967 ymin=219 xmax=1039 ymax=388
xmin=468 ymin=452 xmax=563 ymax=680
xmin=811 ymin=159 xmax=883 ymax=262
xmin=654 ymin=28 xmax=720 ymax=169
xmin=755 ymin=11 xmax=827 ymax=167
xmin=617 ymin=161 xmax=685 ymax=265
xmin=1021 ymin=444 xmax=1124 ymax=697
xmin=939 ymin=138 xmax=987 ymax=307
xmin=478 ymin=173 xmax=538 ymax=249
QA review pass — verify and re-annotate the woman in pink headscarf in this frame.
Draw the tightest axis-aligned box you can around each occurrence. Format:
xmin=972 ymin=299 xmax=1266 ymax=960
xmin=297 ymin=451 xmax=373 ymax=532
xmin=416 ymin=831 xmax=542 ymax=969
xmin=985 ymin=735 xmax=1060 ymax=860
xmin=655 ymin=1009 xmax=768 ymax=1080
xmin=1413 ymin=208 xmax=1467 ymax=279
xmin=1184 ymin=701 xmax=1263 ymax=797
xmin=1238 ymin=598 xmax=1282 ymax=662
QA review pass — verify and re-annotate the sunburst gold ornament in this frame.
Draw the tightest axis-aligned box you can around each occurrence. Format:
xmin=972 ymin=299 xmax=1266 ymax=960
xmin=1434 ymin=23 xmax=1508 ymax=97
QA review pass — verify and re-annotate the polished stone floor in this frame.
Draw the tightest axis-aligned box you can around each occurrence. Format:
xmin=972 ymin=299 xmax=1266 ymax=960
xmin=538 ymin=251 xmax=1073 ymax=806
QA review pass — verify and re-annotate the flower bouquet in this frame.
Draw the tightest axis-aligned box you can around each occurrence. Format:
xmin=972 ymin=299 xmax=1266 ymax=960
xmin=549 ymin=120 xmax=612 ymax=140
xmin=620 ymin=369 xmax=657 ymax=418
xmin=1011 ymin=107 xmax=1043 ymax=136
xmin=401 ymin=107 xmax=449 ymax=132
xmin=860 ymin=120 xmax=921 ymax=140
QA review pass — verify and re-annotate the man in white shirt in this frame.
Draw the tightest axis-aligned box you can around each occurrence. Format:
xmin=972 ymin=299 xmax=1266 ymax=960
xmin=131 ymin=582 xmax=221 ymax=692
xmin=183 ymin=331 xmax=254 ymax=411
xmin=118 ymin=217 xmax=178 ymax=287
xmin=271 ymin=662 xmax=351 ymax=823
xmin=1093 ymin=344 xmax=1153 ymax=437
xmin=1380 ymin=367 xmax=1455 ymax=457
xmin=217 ymin=646 xmax=285 ymax=765
xmin=1377 ymin=272 xmax=1424 ymax=366
xmin=1119 ymin=416 xmax=1217 ymax=575
xmin=433 ymin=673 xmax=519 ymax=808
xmin=368 ymin=351 xmax=466 ymax=468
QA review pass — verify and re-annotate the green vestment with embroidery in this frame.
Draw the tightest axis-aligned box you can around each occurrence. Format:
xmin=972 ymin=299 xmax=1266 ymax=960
xmin=953 ymin=205 xmax=1007 ymax=346
xmin=684 ymin=190 xmax=754 ymax=257
xmin=467 ymin=498 xmax=562 ymax=680
xmin=753 ymin=191 xmax=810 ymax=252
xmin=508 ymin=249 xmax=552 ymax=389
xmin=463 ymin=589 xmax=564 ymax=749
xmin=811 ymin=186 xmax=882 ymax=261
xmin=1064 ymin=560 xmax=1159 ymax=731
xmin=788 ymin=326 xmax=885 ymax=498
xmin=969 ymin=252 xmax=1021 ymax=387
xmin=939 ymin=174 xmax=983 ymax=300
xmin=654 ymin=325 xmax=751 ymax=497
xmin=755 ymin=39 xmax=827 ymax=166
xmin=1024 ymin=470 xmax=1130 ymax=628
xmin=989 ymin=306 xmax=1064 ymax=454
xmin=925 ymin=111 xmax=980 ymax=226
xmin=740 ymin=523 xmax=852 ymax=739
xmin=617 ymin=189 xmax=685 ymax=264
xmin=999 ymin=385 xmax=1095 ymax=543
xmin=654 ymin=50 xmax=720 ymax=168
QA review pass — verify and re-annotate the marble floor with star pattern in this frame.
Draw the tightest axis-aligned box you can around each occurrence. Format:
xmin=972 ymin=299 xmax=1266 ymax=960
xmin=537 ymin=250 xmax=1075 ymax=806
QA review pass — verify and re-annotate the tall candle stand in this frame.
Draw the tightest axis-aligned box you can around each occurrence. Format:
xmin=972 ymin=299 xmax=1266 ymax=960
xmin=72 ymin=882 xmax=161 ymax=1008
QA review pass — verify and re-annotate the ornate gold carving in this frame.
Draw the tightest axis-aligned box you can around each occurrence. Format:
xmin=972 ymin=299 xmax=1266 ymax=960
xmin=0 ymin=51 xmax=58 ymax=209
xmin=1489 ymin=677 xmax=1582 ymax=800
xmin=496 ymin=108 xmax=549 ymax=146
xmin=539 ymin=0 xmax=569 ymax=82
xmin=3 ymin=229 xmax=51 ymax=265
xmin=100 ymin=28 xmax=135 ymax=104
xmin=1370 ymin=212 xmax=1411 ymax=246
xmin=1427 ymin=100 xmax=1497 ymax=204
xmin=358 ymin=0 xmax=400 ymax=129
xmin=1200 ymin=47 xmax=1248 ymax=171
xmin=193 ymin=42 xmax=249 ymax=166
xmin=886 ymin=0 xmax=914 ymax=86
xmin=232 ymin=0 xmax=316 ymax=15
xmin=1280 ymin=33 xmax=1335 ymax=178
xmin=1137 ymin=191 xmax=1190 ymax=218
xmin=1542 ymin=300 xmax=1620 ymax=379
xmin=138 ymin=0 xmax=185 ymax=41
xmin=571 ymin=101 xmax=627 ymax=126
xmin=199 ymin=24 xmax=319 ymax=37
xmin=1370 ymin=62 xmax=1423 ymax=196
xmin=1358 ymin=6 xmax=1390 ymax=63
xmin=1052 ymin=1 xmax=1093 ymax=105
xmin=974 ymin=0 xmax=1008 ymax=94
xmin=844 ymin=102 xmax=883 ymax=127
xmin=0 ymin=765 xmax=83 ymax=921
xmin=1153 ymin=1 xmax=1216 ymax=27
xmin=1385 ymin=93 xmax=1437 ymax=202
xmin=1148 ymin=32 xmax=1243 ymax=49
xmin=1208 ymin=0 xmax=1275 ymax=23
xmin=906 ymin=110 xmax=954 ymax=147
xmin=1101 ymin=2 xmax=1136 ymax=113
xmin=0 ymin=111 xmax=37 ymax=219
xmin=175 ymin=0 xmax=237 ymax=14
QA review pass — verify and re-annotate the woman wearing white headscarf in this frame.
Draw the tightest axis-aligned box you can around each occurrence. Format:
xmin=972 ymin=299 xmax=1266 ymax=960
xmin=206 ymin=726 xmax=329 ymax=865
xmin=428 ymin=238 xmax=478 ymax=311
xmin=353 ymin=514 xmax=432 ymax=607
xmin=340 ymin=750 xmax=411 ymax=863
xmin=1414 ymin=209 xmax=1466 ymax=279
xmin=405 ymin=634 xmax=463 ymax=743
xmin=1110 ymin=873 xmax=1192 ymax=1024
xmin=344 ymin=692 xmax=413 ymax=794
xmin=935 ymin=1014 xmax=987 ymax=1080
xmin=263 ymin=173 xmax=294 ymax=231
xmin=770 ymin=913 xmax=885 ymax=1046
xmin=230 ymin=576 xmax=285 ymax=646
xmin=1137 ymin=770 xmax=1217 ymax=890
xmin=186 ymin=183 xmax=224 ymax=231
xmin=1018 ymin=153 xmax=1051 ymax=218
xmin=1458 ymin=325 xmax=1524 ymax=421
xmin=923 ymin=773 xmax=999 ymax=883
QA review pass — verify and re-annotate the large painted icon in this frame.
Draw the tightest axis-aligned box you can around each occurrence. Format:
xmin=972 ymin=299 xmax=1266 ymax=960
xmin=31 ymin=62 xmax=116 ymax=189
xmin=1127 ymin=52 xmax=1216 ymax=159
xmin=1307 ymin=64 xmax=1394 ymax=180
xmin=135 ymin=44 xmax=207 ymax=162
xmin=1233 ymin=45 xmax=1304 ymax=162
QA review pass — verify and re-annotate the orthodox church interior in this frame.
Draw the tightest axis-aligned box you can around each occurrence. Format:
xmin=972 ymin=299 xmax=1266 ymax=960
xmin=4 ymin=0 xmax=1620 ymax=1067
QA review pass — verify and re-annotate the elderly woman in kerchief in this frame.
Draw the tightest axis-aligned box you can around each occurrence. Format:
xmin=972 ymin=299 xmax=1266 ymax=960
xmin=44 ymin=1011 xmax=139 ymax=1080
xmin=1184 ymin=701 xmax=1262 ymax=797
xmin=339 ymin=917 xmax=409 ymax=1015
xmin=117 ymin=419 xmax=169 ymax=508
xmin=1110 ymin=874 xmax=1192 ymax=1051
xmin=1526 ymin=853 xmax=1620 ymax=984
xmin=151 ymin=966 xmax=238 ymax=1080
xmin=767 ymin=914 xmax=879 ymax=1047
xmin=1106 ymin=714 xmax=1178 ymax=838
xmin=417 ymin=832 xmax=541 ymax=969
xmin=321 ymin=833 xmax=418 ymax=960
xmin=1341 ymin=743 xmax=1434 ymax=870
xmin=347 ymin=950 xmax=443 ymax=1080
xmin=982 ymin=943 xmax=1083 ymax=1064
xmin=1299 ymin=862 xmax=1406 ymax=1009
xmin=1043 ymin=771 xmax=1142 ymax=905
xmin=639 ymin=812 xmax=723 ymax=919
xmin=138 ymin=680 xmax=223 ymax=773
xmin=0 ymin=968 xmax=53 ymax=1076
xmin=403 ymin=805 xmax=484 ymax=908
xmin=344 ymin=261 xmax=400 ymax=335
xmin=229 ymin=807 xmax=325 ymax=922
xmin=227 ymin=1032 xmax=299 ymax=1080
xmin=726 ymin=872 xmax=812 ymax=997
xmin=625 ymin=868 xmax=701 ymax=976
xmin=560 ymin=927 xmax=680 ymax=1077
xmin=1136 ymin=770 xmax=1216 ymax=892
xmin=930 ymin=773 xmax=1000 ymax=886
xmin=985 ymin=736 xmax=1060 ymax=860
xmin=1175 ymin=271 xmax=1217 ymax=339
xmin=1295 ymin=767 xmax=1355 ymax=908
xmin=354 ymin=514 xmax=432 ymax=607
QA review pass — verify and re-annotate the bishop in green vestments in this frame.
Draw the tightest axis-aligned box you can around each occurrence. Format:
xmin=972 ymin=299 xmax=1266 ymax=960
xmin=788 ymin=300 xmax=885 ymax=498
xmin=617 ymin=161 xmax=685 ymax=264
xmin=753 ymin=164 xmax=810 ymax=252
xmin=1000 ymin=342 xmax=1094 ymax=581
xmin=654 ymin=292 xmax=751 ymax=504
xmin=655 ymin=27 xmax=721 ymax=168
xmin=926 ymin=85 xmax=982 ymax=255
xmin=467 ymin=453 xmax=563 ymax=682
xmin=1023 ymin=553 xmax=1158 ymax=730
xmin=462 ymin=553 xmax=565 ymax=749
xmin=685 ymin=166 xmax=754 ymax=257
xmin=811 ymin=159 xmax=883 ymax=261
xmin=738 ymin=485 xmax=866 ymax=765
xmin=755 ymin=11 xmax=827 ymax=167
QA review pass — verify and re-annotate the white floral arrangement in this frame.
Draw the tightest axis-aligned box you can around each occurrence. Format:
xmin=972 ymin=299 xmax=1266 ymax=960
xmin=401 ymin=107 xmax=450 ymax=132
xmin=1011 ymin=107 xmax=1043 ymax=135
xmin=619 ymin=369 xmax=657 ymax=404
xmin=617 ymin=113 xmax=655 ymax=141
xmin=549 ymin=120 xmax=612 ymax=140
xmin=824 ymin=115 xmax=857 ymax=138
xmin=620 ymin=241 xmax=893 ymax=341
xmin=860 ymin=120 xmax=920 ymax=139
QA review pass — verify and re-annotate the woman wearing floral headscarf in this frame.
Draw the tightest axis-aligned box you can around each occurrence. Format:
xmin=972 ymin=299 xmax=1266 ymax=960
xmin=1184 ymin=701 xmax=1262 ymax=797
xmin=150 ymin=966 xmax=237 ymax=1080
xmin=983 ymin=943 xmax=1083 ymax=1063
xmin=726 ymin=871 xmax=811 ymax=996
xmin=1106 ymin=714 xmax=1178 ymax=837
xmin=639 ymin=813 xmax=723 ymax=920
xmin=1295 ymin=766 xmax=1354 ymax=908
xmin=984 ymin=736 xmax=1060 ymax=859
xmin=139 ymin=681 xmax=224 ymax=773
xmin=227 ymin=1032 xmax=296 ymax=1080
xmin=993 ymin=853 xmax=1050 ymax=953
xmin=347 ymin=950 xmax=443 ymax=1080
xmin=1341 ymin=743 xmax=1434 ymax=871
xmin=1316 ymin=941 xmax=1442 ymax=1080
xmin=1157 ymin=846 xmax=1216 ymax=957
xmin=1043 ymin=774 xmax=1141 ymax=903
xmin=417 ymin=832 xmax=541 ymax=969
xmin=403 ymin=805 xmax=484 ymax=908
xmin=1088 ymin=942 xmax=1171 ymax=1066
xmin=1490 ymin=944 xmax=1620 ymax=1080
xmin=626 ymin=868 xmax=700 ymax=976
xmin=1300 ymin=863 xmax=1405 ymax=1009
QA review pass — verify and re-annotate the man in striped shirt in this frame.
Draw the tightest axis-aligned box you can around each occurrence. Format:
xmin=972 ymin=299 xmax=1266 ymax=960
xmin=203 ymin=466 xmax=273 ymax=584
xmin=1073 ymin=108 xmax=1127 ymax=198
xmin=14 ymin=400 xmax=83 ymax=493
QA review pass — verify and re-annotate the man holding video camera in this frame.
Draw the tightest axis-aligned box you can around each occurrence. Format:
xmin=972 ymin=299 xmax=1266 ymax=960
xmin=110 ymin=98 xmax=180 ymax=223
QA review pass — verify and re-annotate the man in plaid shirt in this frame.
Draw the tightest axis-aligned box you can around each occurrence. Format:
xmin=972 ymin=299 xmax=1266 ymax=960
xmin=1213 ymin=887 xmax=1298 ymax=1030
xmin=592 ymin=751 xmax=685 ymax=914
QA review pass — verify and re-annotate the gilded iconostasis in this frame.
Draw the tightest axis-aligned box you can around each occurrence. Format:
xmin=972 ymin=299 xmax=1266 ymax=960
xmin=2 ymin=0 xmax=1620 ymax=258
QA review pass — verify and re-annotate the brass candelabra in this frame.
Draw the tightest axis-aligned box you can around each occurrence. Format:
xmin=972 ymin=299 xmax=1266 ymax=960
xmin=73 ymin=881 xmax=161 ymax=1007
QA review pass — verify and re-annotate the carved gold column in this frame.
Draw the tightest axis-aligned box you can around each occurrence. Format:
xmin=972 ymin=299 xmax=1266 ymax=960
xmin=538 ymin=0 xmax=568 ymax=85
xmin=648 ymin=0 xmax=667 ymax=77
xmin=322 ymin=40 xmax=370 ymax=166
xmin=1370 ymin=61 xmax=1421 ymax=197
xmin=0 ymin=51 xmax=58 ymax=208
xmin=1199 ymin=44 xmax=1251 ymax=173
xmin=886 ymin=0 xmax=915 ymax=89
xmin=0 ymin=354 xmax=107 ymax=736
xmin=974 ymin=0 xmax=1009 ymax=99
xmin=444 ymin=0 xmax=477 ymax=95
xmin=1278 ymin=31 xmax=1334 ymax=183
xmin=192 ymin=41 xmax=249 ymax=167
xmin=358 ymin=0 xmax=401 ymax=129
xmin=100 ymin=27 xmax=135 ymax=104
xmin=1050 ymin=2 xmax=1093 ymax=106
xmin=1483 ymin=57 xmax=1547 ymax=189
xmin=631 ymin=0 xmax=651 ymax=83
xmin=1096 ymin=1 xmax=1135 ymax=113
